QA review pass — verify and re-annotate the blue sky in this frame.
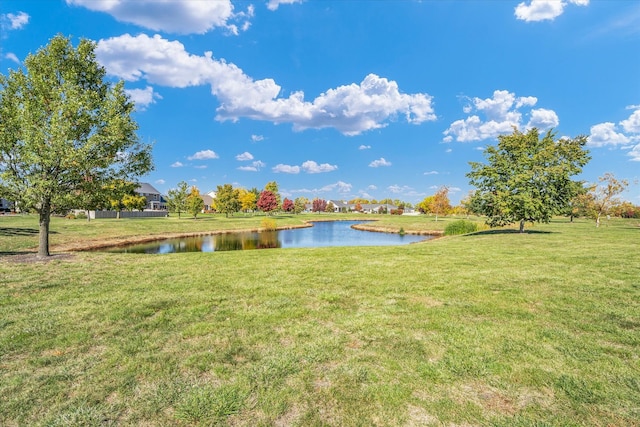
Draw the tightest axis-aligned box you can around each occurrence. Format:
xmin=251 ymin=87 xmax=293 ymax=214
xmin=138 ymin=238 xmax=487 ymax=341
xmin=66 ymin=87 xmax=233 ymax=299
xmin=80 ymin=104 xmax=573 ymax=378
xmin=1 ymin=0 xmax=639 ymax=204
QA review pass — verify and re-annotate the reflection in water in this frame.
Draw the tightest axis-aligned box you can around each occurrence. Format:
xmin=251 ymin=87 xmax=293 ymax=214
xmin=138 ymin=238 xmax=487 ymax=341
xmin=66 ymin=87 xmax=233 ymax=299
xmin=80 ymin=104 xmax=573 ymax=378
xmin=107 ymin=221 xmax=429 ymax=254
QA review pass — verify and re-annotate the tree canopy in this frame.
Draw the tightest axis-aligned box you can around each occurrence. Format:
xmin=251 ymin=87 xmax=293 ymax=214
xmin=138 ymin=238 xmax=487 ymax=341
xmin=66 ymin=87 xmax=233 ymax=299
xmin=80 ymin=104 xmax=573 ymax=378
xmin=214 ymin=183 xmax=240 ymax=217
xmin=467 ymin=128 xmax=590 ymax=232
xmin=165 ymin=181 xmax=189 ymax=218
xmin=257 ymin=190 xmax=278 ymax=214
xmin=186 ymin=186 xmax=204 ymax=218
xmin=0 ymin=35 xmax=153 ymax=256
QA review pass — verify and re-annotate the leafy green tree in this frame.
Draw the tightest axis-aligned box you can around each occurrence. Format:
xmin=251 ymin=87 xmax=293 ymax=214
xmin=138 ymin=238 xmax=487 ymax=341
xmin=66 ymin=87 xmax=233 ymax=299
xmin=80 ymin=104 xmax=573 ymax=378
xmin=293 ymin=197 xmax=306 ymax=214
xmin=106 ymin=180 xmax=139 ymax=219
xmin=0 ymin=35 xmax=153 ymax=256
xmin=186 ymin=186 xmax=204 ymax=218
xmin=214 ymin=183 xmax=240 ymax=217
xmin=165 ymin=181 xmax=189 ymax=218
xmin=257 ymin=190 xmax=278 ymax=214
xmin=467 ymin=128 xmax=590 ymax=233
xmin=75 ymin=179 xmax=110 ymax=221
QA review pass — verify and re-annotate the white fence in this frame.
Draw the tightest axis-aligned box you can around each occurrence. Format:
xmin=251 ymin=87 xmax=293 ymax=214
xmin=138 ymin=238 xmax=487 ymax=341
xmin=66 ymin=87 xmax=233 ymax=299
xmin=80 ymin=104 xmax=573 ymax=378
xmin=74 ymin=210 xmax=169 ymax=219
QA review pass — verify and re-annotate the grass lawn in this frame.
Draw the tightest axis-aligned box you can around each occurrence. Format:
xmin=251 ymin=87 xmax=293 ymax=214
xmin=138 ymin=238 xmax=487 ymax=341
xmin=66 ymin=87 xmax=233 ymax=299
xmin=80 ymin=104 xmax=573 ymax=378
xmin=1 ymin=214 xmax=639 ymax=426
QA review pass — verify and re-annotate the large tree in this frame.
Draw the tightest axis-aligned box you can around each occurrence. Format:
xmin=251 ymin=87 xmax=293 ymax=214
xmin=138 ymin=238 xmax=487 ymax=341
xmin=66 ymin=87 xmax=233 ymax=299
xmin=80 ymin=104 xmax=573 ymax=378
xmin=165 ymin=181 xmax=189 ymax=218
xmin=214 ymin=183 xmax=240 ymax=217
xmin=0 ymin=35 xmax=152 ymax=256
xmin=467 ymin=128 xmax=590 ymax=233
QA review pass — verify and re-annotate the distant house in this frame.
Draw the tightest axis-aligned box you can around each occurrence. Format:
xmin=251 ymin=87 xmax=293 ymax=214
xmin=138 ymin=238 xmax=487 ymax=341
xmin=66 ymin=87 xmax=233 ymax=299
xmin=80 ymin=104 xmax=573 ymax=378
xmin=327 ymin=200 xmax=349 ymax=213
xmin=201 ymin=194 xmax=214 ymax=211
xmin=135 ymin=182 xmax=165 ymax=210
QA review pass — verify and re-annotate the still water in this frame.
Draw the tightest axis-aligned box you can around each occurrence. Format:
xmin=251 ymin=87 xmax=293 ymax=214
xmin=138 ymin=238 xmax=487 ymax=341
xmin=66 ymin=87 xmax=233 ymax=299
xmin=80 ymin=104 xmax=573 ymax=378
xmin=108 ymin=221 xmax=430 ymax=254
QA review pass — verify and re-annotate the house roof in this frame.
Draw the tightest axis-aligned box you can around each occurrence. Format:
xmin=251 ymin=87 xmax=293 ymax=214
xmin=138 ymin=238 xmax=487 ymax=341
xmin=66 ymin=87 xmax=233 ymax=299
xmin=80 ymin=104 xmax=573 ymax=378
xmin=136 ymin=182 xmax=161 ymax=195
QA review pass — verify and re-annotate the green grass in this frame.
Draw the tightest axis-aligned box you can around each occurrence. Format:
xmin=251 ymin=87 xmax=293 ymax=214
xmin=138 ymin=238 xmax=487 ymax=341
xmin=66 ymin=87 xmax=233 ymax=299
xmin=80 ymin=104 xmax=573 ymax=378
xmin=1 ymin=214 xmax=639 ymax=426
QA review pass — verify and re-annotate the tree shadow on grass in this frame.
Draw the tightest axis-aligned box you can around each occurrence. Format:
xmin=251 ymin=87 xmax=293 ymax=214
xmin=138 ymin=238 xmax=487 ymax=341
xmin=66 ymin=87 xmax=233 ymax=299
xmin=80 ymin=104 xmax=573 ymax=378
xmin=463 ymin=229 xmax=555 ymax=237
xmin=0 ymin=227 xmax=58 ymax=237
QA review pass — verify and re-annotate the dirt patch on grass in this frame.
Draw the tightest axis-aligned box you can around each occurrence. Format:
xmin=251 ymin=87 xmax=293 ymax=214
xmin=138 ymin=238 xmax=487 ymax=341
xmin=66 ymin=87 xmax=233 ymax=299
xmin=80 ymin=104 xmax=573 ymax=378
xmin=1 ymin=252 xmax=76 ymax=264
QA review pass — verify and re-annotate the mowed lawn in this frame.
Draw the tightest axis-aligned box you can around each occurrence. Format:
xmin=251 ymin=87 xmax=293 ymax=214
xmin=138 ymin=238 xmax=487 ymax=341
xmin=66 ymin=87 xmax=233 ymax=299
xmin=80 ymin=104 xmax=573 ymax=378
xmin=1 ymin=214 xmax=639 ymax=426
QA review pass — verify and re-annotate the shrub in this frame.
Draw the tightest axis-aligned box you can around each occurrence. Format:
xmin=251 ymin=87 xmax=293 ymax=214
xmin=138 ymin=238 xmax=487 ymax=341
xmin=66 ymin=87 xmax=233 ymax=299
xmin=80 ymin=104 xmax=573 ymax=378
xmin=390 ymin=209 xmax=403 ymax=215
xmin=261 ymin=217 xmax=277 ymax=231
xmin=444 ymin=220 xmax=478 ymax=236
xmin=65 ymin=213 xmax=76 ymax=219
xmin=76 ymin=211 xmax=87 ymax=219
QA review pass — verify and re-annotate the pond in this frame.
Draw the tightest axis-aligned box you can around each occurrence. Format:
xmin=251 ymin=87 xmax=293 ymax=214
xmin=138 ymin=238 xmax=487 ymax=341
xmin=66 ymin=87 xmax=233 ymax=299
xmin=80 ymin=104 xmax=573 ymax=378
xmin=106 ymin=220 xmax=431 ymax=253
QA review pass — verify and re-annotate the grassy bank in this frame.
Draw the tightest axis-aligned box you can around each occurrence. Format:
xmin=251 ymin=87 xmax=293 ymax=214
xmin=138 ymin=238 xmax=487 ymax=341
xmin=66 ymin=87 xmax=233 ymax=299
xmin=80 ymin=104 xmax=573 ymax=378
xmin=1 ymin=215 xmax=639 ymax=426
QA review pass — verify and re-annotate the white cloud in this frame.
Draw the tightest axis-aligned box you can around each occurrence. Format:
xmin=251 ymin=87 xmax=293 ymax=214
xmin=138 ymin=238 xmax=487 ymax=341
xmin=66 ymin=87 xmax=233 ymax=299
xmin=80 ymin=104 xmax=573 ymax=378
xmin=266 ymin=0 xmax=304 ymax=11
xmin=290 ymin=181 xmax=353 ymax=195
xmin=273 ymin=164 xmax=301 ymax=174
xmin=388 ymin=185 xmax=413 ymax=194
xmin=527 ymin=108 xmax=559 ymax=129
xmin=272 ymin=160 xmax=337 ymax=174
xmin=443 ymin=90 xmax=559 ymax=142
xmin=155 ymin=179 xmax=165 ymax=185
xmin=423 ymin=171 xmax=439 ymax=175
xmin=1 ymin=11 xmax=29 ymax=30
xmin=238 ymin=160 xmax=266 ymax=172
xmin=96 ymin=34 xmax=436 ymax=136
xmin=319 ymin=181 xmax=352 ymax=193
xmin=194 ymin=165 xmax=208 ymax=169
xmin=620 ymin=108 xmax=640 ymax=134
xmin=125 ymin=86 xmax=162 ymax=111
xmin=4 ymin=53 xmax=20 ymax=64
xmin=251 ymin=134 xmax=264 ymax=142
xmin=515 ymin=0 xmax=589 ymax=22
xmin=588 ymin=122 xmax=630 ymax=147
xmin=369 ymin=157 xmax=392 ymax=168
xmin=188 ymin=149 xmax=219 ymax=160
xmin=587 ymin=107 xmax=640 ymax=161
xmin=236 ymin=151 xmax=254 ymax=161
xmin=367 ymin=185 xmax=377 ymax=190
xmin=66 ymin=0 xmax=251 ymax=35
xmin=171 ymin=161 xmax=184 ymax=168
xmin=301 ymin=160 xmax=338 ymax=174
xmin=359 ymin=145 xmax=372 ymax=150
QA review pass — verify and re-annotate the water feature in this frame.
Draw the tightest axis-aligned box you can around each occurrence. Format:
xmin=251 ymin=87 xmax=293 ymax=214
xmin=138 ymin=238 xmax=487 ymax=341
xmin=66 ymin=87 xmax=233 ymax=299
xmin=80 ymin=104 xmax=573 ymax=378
xmin=106 ymin=220 xmax=431 ymax=253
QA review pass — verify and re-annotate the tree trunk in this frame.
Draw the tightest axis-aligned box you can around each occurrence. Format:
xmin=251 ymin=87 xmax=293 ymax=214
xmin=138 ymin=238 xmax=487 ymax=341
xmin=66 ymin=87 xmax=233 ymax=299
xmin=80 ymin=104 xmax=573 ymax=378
xmin=596 ymin=213 xmax=601 ymax=228
xmin=38 ymin=201 xmax=51 ymax=258
xmin=519 ymin=219 xmax=525 ymax=233
xmin=86 ymin=209 xmax=91 ymax=222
